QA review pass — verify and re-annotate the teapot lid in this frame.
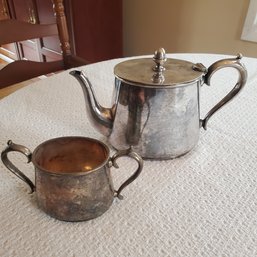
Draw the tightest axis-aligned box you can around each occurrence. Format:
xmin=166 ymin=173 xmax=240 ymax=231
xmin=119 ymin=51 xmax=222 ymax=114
xmin=114 ymin=48 xmax=207 ymax=87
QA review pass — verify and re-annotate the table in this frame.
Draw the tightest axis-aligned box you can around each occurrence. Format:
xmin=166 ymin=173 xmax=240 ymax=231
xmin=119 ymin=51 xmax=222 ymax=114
xmin=0 ymin=53 xmax=257 ymax=257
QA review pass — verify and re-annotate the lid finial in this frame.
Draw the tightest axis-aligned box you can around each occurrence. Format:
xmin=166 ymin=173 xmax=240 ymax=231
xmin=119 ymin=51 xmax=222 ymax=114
xmin=152 ymin=48 xmax=167 ymax=83
xmin=153 ymin=48 xmax=167 ymax=72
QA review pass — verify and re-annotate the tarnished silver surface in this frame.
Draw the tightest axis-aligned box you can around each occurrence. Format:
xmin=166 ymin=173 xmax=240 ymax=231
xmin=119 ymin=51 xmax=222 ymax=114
xmin=1 ymin=137 xmax=143 ymax=221
xmin=201 ymin=53 xmax=247 ymax=129
xmin=1 ymin=140 xmax=35 ymax=193
xmin=113 ymin=57 xmax=203 ymax=87
xmin=70 ymin=49 xmax=247 ymax=159
xmin=69 ymin=70 xmax=114 ymax=137
xmin=109 ymin=80 xmax=201 ymax=159
xmin=152 ymin=48 xmax=167 ymax=83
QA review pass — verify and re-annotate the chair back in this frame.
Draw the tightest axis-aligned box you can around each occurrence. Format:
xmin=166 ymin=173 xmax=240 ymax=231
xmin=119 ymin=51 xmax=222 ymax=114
xmin=0 ymin=0 xmax=88 ymax=89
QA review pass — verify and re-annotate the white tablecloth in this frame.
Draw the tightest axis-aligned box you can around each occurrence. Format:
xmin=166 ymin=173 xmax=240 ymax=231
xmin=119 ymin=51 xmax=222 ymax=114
xmin=0 ymin=53 xmax=257 ymax=257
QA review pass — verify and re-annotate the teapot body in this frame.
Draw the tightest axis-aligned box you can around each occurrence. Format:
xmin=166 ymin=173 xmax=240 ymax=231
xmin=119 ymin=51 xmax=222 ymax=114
xmin=109 ymin=79 xmax=202 ymax=159
xmin=70 ymin=50 xmax=247 ymax=160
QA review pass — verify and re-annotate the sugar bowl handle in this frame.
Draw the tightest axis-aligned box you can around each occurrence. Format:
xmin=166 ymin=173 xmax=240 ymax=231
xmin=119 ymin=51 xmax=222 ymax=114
xmin=109 ymin=149 xmax=143 ymax=200
xmin=1 ymin=140 xmax=35 ymax=193
xmin=201 ymin=54 xmax=247 ymax=130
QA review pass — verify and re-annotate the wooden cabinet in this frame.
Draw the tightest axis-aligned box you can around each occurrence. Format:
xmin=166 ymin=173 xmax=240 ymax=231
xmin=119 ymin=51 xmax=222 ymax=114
xmin=66 ymin=0 xmax=123 ymax=62
xmin=0 ymin=0 xmax=19 ymax=60
xmin=1 ymin=0 xmax=62 ymax=62
xmin=0 ymin=0 xmax=122 ymax=63
xmin=10 ymin=0 xmax=43 ymax=62
xmin=0 ymin=0 xmax=9 ymax=20
xmin=35 ymin=0 xmax=62 ymax=61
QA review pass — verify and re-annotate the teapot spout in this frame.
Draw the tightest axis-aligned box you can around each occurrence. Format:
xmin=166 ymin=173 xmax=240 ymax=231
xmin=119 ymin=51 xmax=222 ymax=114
xmin=70 ymin=70 xmax=113 ymax=137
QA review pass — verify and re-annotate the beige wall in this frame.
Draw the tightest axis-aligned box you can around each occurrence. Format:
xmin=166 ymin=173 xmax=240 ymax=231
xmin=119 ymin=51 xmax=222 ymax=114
xmin=123 ymin=0 xmax=257 ymax=58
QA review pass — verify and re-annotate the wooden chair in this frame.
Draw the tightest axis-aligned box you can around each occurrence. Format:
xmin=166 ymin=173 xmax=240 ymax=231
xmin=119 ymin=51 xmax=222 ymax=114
xmin=0 ymin=0 xmax=89 ymax=89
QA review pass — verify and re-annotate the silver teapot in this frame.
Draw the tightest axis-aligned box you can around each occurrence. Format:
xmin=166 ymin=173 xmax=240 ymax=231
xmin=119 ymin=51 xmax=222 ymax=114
xmin=70 ymin=48 xmax=247 ymax=160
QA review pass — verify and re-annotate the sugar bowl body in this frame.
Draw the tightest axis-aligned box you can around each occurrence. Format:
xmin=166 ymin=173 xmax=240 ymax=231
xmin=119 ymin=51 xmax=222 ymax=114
xmin=1 ymin=137 xmax=143 ymax=221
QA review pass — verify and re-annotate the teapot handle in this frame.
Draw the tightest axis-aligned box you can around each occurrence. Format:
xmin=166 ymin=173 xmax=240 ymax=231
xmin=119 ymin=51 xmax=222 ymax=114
xmin=201 ymin=54 xmax=247 ymax=130
xmin=109 ymin=149 xmax=143 ymax=200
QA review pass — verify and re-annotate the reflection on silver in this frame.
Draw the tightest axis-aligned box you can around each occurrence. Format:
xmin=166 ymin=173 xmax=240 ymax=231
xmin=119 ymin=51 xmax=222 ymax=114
xmin=70 ymin=50 xmax=247 ymax=159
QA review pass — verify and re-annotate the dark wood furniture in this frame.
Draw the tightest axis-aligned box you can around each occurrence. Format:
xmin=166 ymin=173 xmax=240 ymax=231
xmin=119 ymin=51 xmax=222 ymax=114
xmin=66 ymin=0 xmax=123 ymax=62
xmin=0 ymin=0 xmax=89 ymax=88
xmin=0 ymin=0 xmax=122 ymax=64
xmin=0 ymin=0 xmax=18 ymax=60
